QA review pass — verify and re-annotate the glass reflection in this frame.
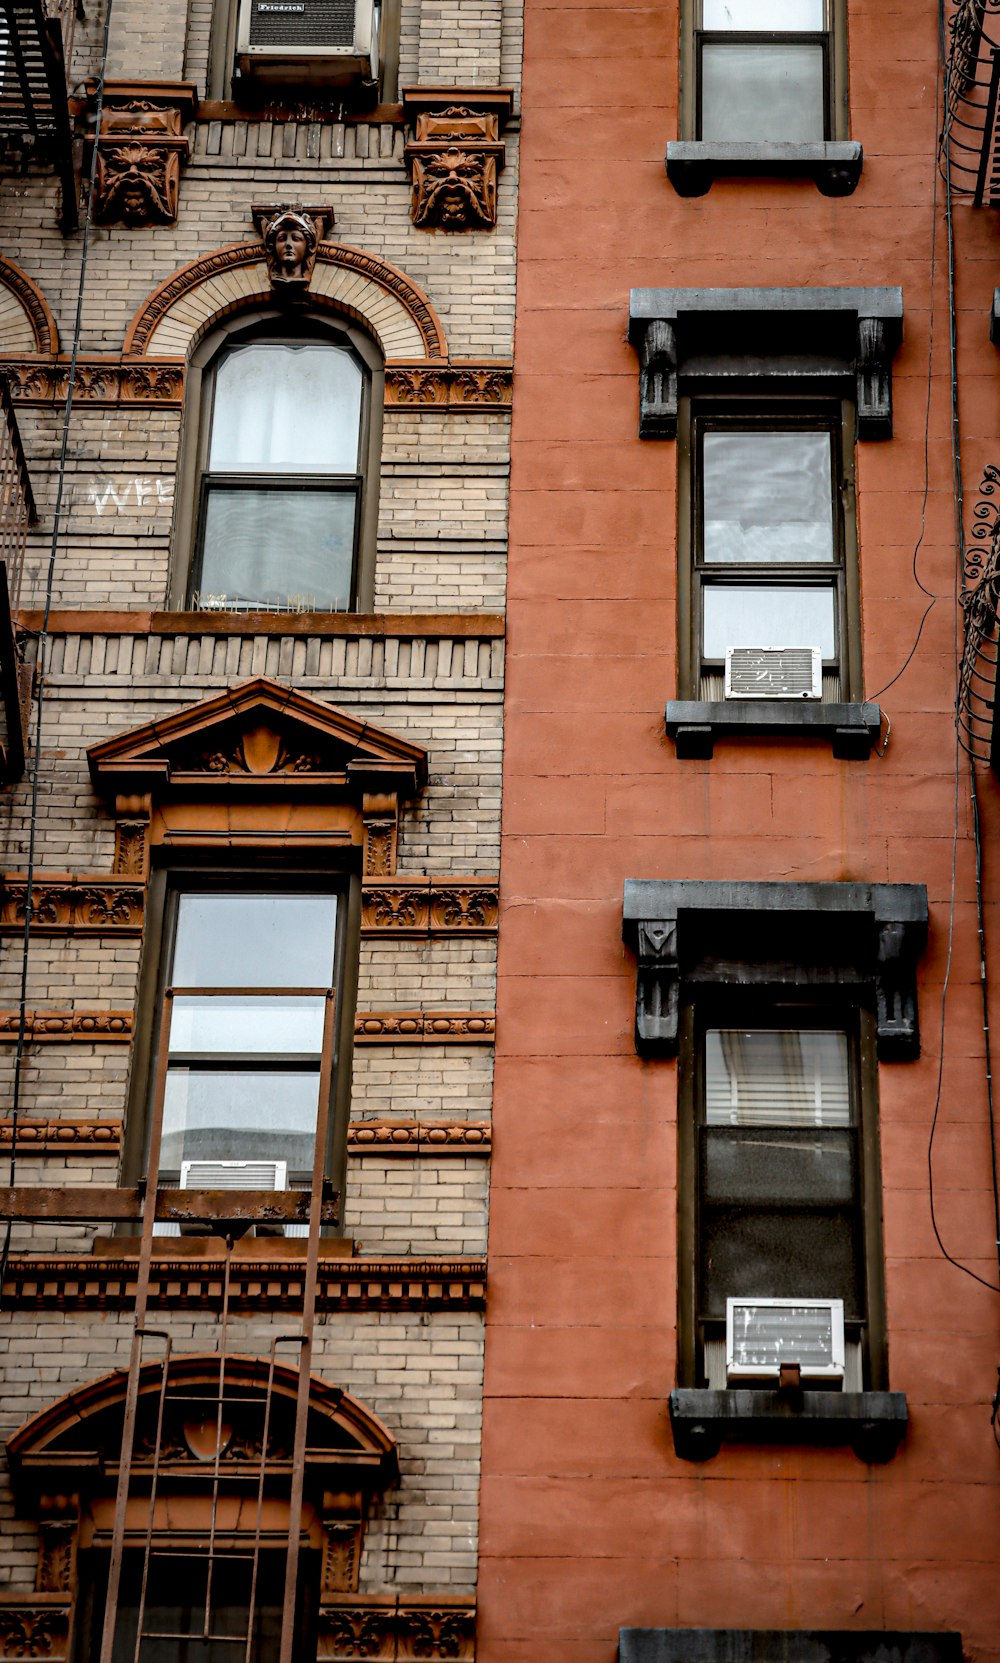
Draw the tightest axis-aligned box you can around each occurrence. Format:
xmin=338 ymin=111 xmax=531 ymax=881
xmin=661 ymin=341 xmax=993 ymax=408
xmin=169 ymin=996 xmax=326 ymax=1055
xmin=703 ymin=0 xmax=824 ymax=28
xmin=703 ymin=431 xmax=834 ymax=565
xmin=209 ymin=342 xmax=363 ymax=474
xmin=172 ymin=894 xmax=337 ymax=989
xmin=198 ymin=487 xmax=356 ymax=613
xmin=701 ymin=42 xmax=826 ymax=142
xmin=161 ymin=1069 xmax=320 ymax=1169
xmin=706 ymin=1029 xmax=850 ymax=1126
xmin=702 ymin=584 xmax=836 ymax=658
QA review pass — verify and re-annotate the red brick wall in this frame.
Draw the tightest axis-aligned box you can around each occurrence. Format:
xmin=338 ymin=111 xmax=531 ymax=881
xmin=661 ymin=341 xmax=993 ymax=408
xmin=481 ymin=2 xmax=1000 ymax=1658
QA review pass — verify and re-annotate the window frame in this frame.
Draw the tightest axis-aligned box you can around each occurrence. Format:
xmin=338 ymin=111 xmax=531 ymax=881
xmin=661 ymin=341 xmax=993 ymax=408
xmin=122 ymin=865 xmax=362 ymax=1232
xmin=677 ymin=394 xmax=862 ymax=704
xmin=679 ymin=0 xmax=849 ymax=144
xmin=676 ymin=994 xmax=889 ymax=1395
xmin=169 ymin=311 xmax=384 ymax=615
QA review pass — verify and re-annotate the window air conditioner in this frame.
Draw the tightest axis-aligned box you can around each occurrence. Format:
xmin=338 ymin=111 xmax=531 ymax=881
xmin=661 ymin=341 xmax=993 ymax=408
xmin=162 ymin=1159 xmax=296 ymax=1238
xmin=724 ymin=646 xmax=822 ymax=700
xmin=235 ymin=0 xmax=381 ymax=88
xmin=725 ymin=1296 xmax=846 ymax=1387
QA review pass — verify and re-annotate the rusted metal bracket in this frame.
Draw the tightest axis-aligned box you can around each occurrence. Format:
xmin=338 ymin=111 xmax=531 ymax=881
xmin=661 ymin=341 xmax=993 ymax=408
xmin=0 ymin=1186 xmax=339 ymax=1224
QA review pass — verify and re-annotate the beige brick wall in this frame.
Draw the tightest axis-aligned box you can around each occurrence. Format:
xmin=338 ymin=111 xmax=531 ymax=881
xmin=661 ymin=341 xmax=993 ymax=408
xmin=351 ymin=1044 xmax=494 ymax=1120
xmin=346 ymin=1155 xmax=488 ymax=1255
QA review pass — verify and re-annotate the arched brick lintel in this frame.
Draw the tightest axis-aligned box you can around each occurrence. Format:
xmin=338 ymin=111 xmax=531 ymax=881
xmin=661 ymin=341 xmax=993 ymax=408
xmin=0 ymin=257 xmax=60 ymax=355
xmin=124 ymin=241 xmax=448 ymax=361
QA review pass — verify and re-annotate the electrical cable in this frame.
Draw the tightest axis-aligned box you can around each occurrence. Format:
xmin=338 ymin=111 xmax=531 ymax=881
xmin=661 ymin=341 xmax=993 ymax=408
xmin=0 ymin=0 xmax=115 ymax=1309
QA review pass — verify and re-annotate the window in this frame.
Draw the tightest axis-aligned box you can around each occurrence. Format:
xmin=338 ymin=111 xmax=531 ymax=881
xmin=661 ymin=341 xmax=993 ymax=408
xmin=189 ymin=333 xmax=368 ymax=615
xmin=697 ymin=0 xmax=833 ymax=143
xmin=207 ymin=0 xmax=401 ymax=100
xmin=684 ymin=402 xmax=859 ymax=704
xmin=684 ymin=1007 xmax=879 ymax=1394
xmin=155 ymin=889 xmax=340 ymax=1194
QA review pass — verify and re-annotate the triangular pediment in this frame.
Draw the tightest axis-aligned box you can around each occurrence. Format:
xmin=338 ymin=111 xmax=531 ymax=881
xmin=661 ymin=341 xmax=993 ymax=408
xmin=88 ymin=678 xmax=427 ymax=797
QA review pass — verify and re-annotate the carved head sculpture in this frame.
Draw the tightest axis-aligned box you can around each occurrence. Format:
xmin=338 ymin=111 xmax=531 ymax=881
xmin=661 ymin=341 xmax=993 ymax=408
xmin=262 ymin=208 xmax=320 ymax=291
xmin=97 ymin=141 xmax=176 ymax=228
xmin=411 ymin=149 xmax=496 ymax=231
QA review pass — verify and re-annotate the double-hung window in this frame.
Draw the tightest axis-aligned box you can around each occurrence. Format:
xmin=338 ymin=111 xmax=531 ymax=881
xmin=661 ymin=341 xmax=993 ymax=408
xmin=189 ymin=332 xmax=368 ymax=615
xmin=696 ymin=0 xmax=835 ymax=143
xmin=687 ymin=404 xmax=858 ymax=703
xmin=157 ymin=890 xmax=339 ymax=1197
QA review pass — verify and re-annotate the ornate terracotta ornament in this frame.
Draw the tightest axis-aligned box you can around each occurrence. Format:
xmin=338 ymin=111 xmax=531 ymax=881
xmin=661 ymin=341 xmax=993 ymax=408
xmin=88 ymin=82 xmax=197 ymax=230
xmin=251 ymin=203 xmax=334 ymax=293
xmin=403 ymin=89 xmax=513 ymax=232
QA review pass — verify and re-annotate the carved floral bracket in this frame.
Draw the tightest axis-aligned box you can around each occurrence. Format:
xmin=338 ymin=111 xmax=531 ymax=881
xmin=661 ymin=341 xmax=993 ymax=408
xmin=87 ymin=82 xmax=198 ymax=229
xmin=403 ymin=87 xmax=513 ymax=231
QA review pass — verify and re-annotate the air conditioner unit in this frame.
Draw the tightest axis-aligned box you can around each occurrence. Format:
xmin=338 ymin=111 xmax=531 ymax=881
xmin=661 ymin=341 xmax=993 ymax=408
xmin=724 ymin=646 xmax=822 ymax=700
xmin=235 ymin=0 xmax=381 ymax=88
xmin=158 ymin=1159 xmax=293 ymax=1239
xmin=725 ymin=1296 xmax=846 ymax=1386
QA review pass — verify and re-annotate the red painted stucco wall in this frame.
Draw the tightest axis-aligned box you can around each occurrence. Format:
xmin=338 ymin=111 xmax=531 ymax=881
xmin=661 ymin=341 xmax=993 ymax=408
xmin=481 ymin=2 xmax=1000 ymax=1658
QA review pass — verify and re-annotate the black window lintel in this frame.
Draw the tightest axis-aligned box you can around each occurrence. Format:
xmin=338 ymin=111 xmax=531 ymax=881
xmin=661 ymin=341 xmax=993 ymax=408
xmin=620 ymin=1629 xmax=962 ymax=1663
xmin=621 ymin=878 xmax=928 ymax=1061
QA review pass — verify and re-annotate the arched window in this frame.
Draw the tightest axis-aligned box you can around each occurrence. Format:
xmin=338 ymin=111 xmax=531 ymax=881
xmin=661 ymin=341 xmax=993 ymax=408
xmin=173 ymin=317 xmax=382 ymax=615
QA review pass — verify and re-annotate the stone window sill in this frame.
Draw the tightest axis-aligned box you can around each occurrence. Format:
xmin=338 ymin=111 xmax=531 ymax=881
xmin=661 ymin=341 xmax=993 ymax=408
xmin=666 ymin=140 xmax=863 ymax=197
xmin=665 ymin=700 xmax=882 ymax=760
xmin=669 ymin=1387 xmax=908 ymax=1464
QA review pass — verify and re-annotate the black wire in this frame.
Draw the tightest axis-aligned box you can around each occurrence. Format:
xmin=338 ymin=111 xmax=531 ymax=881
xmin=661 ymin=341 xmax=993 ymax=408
xmin=0 ymin=0 xmax=115 ymax=1309
xmin=926 ymin=0 xmax=1000 ymax=1298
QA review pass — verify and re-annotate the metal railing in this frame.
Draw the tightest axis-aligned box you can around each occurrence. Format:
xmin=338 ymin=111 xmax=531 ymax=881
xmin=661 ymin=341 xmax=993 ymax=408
xmin=959 ymin=463 xmax=1000 ymax=762
xmin=943 ymin=0 xmax=1000 ymax=204
xmin=0 ymin=372 xmax=36 ymax=615
xmin=0 ymin=0 xmax=78 ymax=229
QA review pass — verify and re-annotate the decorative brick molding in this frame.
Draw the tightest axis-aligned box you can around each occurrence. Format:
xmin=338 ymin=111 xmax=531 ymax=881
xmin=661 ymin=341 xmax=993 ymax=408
xmin=348 ymin=1120 xmax=491 ymax=1155
xmin=354 ymin=1012 xmax=494 ymax=1042
xmin=361 ymin=880 xmax=499 ymax=937
xmin=0 ymin=1120 xmax=122 ymax=1152
xmin=124 ymin=242 xmax=448 ymax=359
xmin=319 ymin=1595 xmax=476 ymax=1662
xmin=0 ymin=1597 xmax=71 ymax=1663
xmin=89 ymin=83 xmax=197 ymax=229
xmin=2 ymin=1256 xmax=487 ymax=1312
xmin=0 ymin=877 xmax=146 ymax=937
xmin=0 ymin=1011 xmax=134 ymax=1042
xmin=385 ymin=361 xmax=512 ymax=409
xmin=403 ymin=88 xmax=513 ymax=232
xmin=0 ymin=257 xmax=60 ymax=353
xmin=0 ymin=356 xmax=185 ymax=405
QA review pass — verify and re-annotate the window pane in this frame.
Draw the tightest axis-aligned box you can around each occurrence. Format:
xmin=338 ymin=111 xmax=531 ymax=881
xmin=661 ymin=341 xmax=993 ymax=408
xmin=703 ymin=0 xmax=825 ymax=28
xmin=702 ymin=42 xmax=826 ymax=142
xmin=703 ymin=432 xmax=835 ymax=565
xmin=197 ymin=486 xmax=356 ymax=613
xmin=703 ymin=1127 xmax=855 ymax=1204
xmin=169 ymin=995 xmax=326 ymax=1055
xmin=161 ymin=1068 xmax=320 ymax=1169
xmin=700 ymin=1207 xmax=863 ymax=1317
xmin=172 ymin=894 xmax=337 ymax=989
xmin=706 ymin=1029 xmax=851 ymax=1125
xmin=702 ymin=584 xmax=836 ymax=658
xmin=209 ymin=342 xmax=363 ymax=473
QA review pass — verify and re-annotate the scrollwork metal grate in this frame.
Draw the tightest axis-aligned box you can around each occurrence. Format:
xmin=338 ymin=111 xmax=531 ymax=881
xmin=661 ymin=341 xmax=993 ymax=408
xmin=959 ymin=463 xmax=1000 ymax=761
xmin=943 ymin=0 xmax=1000 ymax=204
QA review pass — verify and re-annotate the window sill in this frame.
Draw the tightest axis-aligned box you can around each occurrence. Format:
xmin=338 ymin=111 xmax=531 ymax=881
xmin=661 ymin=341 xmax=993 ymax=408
xmin=669 ymin=1387 xmax=908 ymax=1464
xmin=666 ymin=141 xmax=863 ymax=197
xmin=665 ymin=700 xmax=882 ymax=759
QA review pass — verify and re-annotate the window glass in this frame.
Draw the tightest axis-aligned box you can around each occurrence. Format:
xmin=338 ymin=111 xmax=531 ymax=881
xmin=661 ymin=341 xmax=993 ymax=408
xmin=702 ymin=584 xmax=837 ymax=658
xmin=703 ymin=0 xmax=825 ymax=28
xmin=197 ymin=486 xmax=356 ymax=613
xmin=169 ymin=995 xmax=327 ymax=1054
xmin=209 ymin=342 xmax=363 ymax=474
xmin=701 ymin=41 xmax=826 ymax=142
xmin=706 ymin=1029 xmax=851 ymax=1125
xmin=703 ymin=431 xmax=835 ymax=564
xmin=172 ymin=894 xmax=337 ymax=987
xmin=161 ymin=1069 xmax=321 ymax=1169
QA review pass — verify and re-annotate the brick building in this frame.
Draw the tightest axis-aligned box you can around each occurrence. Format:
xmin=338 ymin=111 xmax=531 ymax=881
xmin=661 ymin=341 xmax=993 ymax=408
xmin=480 ymin=1 xmax=1000 ymax=1661
xmin=0 ymin=0 xmax=518 ymax=1657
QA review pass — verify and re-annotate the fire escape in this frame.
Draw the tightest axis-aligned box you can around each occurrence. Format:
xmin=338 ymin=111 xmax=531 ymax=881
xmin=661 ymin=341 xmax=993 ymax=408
xmin=0 ymin=0 xmax=78 ymax=231
xmin=0 ymin=372 xmax=34 ymax=781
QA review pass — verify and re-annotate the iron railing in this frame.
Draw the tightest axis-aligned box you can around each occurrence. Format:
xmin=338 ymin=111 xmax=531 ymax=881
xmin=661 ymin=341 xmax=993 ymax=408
xmin=943 ymin=0 xmax=1000 ymax=204
xmin=0 ymin=0 xmax=77 ymax=230
xmin=959 ymin=463 xmax=1000 ymax=763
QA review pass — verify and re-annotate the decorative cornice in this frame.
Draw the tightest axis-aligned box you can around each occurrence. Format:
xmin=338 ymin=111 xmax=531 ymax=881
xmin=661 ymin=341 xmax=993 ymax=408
xmin=385 ymin=361 xmax=512 ymax=409
xmin=354 ymin=1012 xmax=494 ymax=1043
xmin=0 ymin=878 xmax=145 ymax=937
xmin=348 ymin=1120 xmax=491 ymax=1155
xmin=0 ymin=1120 xmax=121 ymax=1152
xmin=16 ymin=610 xmax=505 ymax=638
xmin=319 ymin=1596 xmax=475 ymax=1662
xmin=361 ymin=880 xmax=499 ymax=937
xmin=0 ymin=1598 xmax=71 ymax=1662
xmin=0 ymin=356 xmax=185 ymax=406
xmin=89 ymin=85 xmax=195 ymax=229
xmin=124 ymin=242 xmax=448 ymax=358
xmin=2 ymin=1257 xmax=487 ymax=1312
xmin=0 ymin=1011 xmax=133 ymax=1042
xmin=0 ymin=257 xmax=60 ymax=353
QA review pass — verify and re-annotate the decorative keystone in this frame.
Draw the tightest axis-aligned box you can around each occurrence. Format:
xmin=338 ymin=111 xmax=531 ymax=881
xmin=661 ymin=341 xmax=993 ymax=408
xmin=402 ymin=87 xmax=513 ymax=232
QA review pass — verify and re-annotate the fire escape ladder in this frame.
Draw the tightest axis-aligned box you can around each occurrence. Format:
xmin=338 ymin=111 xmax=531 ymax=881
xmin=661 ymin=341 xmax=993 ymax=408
xmin=0 ymin=373 xmax=35 ymax=783
xmin=0 ymin=0 xmax=78 ymax=231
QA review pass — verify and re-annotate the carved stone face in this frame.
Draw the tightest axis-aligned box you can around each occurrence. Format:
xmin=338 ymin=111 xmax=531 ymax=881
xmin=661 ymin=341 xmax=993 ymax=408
xmin=274 ymin=225 xmax=308 ymax=276
xmin=263 ymin=210 xmax=319 ymax=288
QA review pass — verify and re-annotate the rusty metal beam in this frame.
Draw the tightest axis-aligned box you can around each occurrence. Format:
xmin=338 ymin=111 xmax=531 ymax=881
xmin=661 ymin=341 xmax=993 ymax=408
xmin=0 ymin=1187 xmax=340 ymax=1224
